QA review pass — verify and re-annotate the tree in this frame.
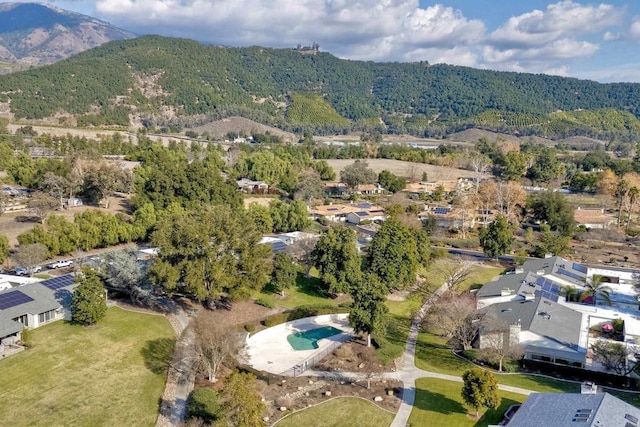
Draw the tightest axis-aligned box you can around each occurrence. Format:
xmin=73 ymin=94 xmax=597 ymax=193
xmin=83 ymin=161 xmax=129 ymax=208
xmin=310 ymin=225 xmax=361 ymax=294
xmin=100 ymin=248 xmax=147 ymax=303
xmin=478 ymin=314 xmax=523 ymax=372
xmin=340 ymin=159 xmax=376 ymax=189
xmin=424 ymin=291 xmax=480 ymax=350
xmin=187 ymin=388 xmax=223 ymax=424
xmin=42 ymin=172 xmax=69 ymax=210
xmin=14 ymin=243 xmax=47 ymax=275
xmin=366 ymin=217 xmax=420 ymax=292
xmin=28 ymin=192 xmax=58 ymax=224
xmin=528 ymin=191 xmax=575 ymax=235
xmin=246 ymin=203 xmax=273 ymax=234
xmin=495 ymin=181 xmax=526 ymax=223
xmin=533 ymin=227 xmax=571 ymax=257
xmin=498 ymin=151 xmax=527 ymax=181
xmin=294 ymin=169 xmax=325 ymax=202
xmin=0 ymin=234 xmax=9 ymax=265
xmin=71 ymin=267 xmax=107 ymax=326
xmin=193 ymin=316 xmax=244 ymax=383
xmin=349 ymin=273 xmax=389 ymax=347
xmin=378 ymin=169 xmax=406 ymax=193
xmin=479 ymin=215 xmax=514 ymax=259
xmin=150 ymin=206 xmax=272 ymax=303
xmin=461 ymin=369 xmax=501 ymax=417
xmin=468 ymin=153 xmax=491 ymax=193
xmin=580 ymin=274 xmax=612 ymax=305
xmin=311 ymin=159 xmax=336 ymax=181
xmin=590 ymin=340 xmax=637 ymax=375
xmin=222 ymin=371 xmax=266 ymax=427
xmin=526 ymin=147 xmax=564 ymax=184
xmin=270 ymin=253 xmax=298 ymax=297
xmin=425 ymin=257 xmax=476 ymax=293
xmin=269 ymin=200 xmax=311 ymax=232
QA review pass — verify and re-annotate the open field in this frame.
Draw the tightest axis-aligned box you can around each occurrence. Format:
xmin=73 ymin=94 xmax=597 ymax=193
xmin=408 ymin=378 xmax=526 ymax=427
xmin=0 ymin=307 xmax=174 ymax=427
xmin=323 ymin=159 xmax=478 ymax=181
xmin=274 ymin=397 xmax=395 ymax=427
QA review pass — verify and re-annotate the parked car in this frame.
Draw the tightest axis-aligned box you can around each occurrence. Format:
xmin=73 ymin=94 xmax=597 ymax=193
xmin=14 ymin=267 xmax=28 ymax=276
xmin=32 ymin=265 xmax=42 ymax=274
xmin=48 ymin=260 xmax=73 ymax=269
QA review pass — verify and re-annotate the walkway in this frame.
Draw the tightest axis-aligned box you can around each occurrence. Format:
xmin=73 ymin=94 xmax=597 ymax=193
xmin=155 ymin=306 xmax=196 ymax=427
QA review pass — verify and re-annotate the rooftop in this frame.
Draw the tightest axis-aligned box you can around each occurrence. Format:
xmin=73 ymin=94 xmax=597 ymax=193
xmin=507 ymin=392 xmax=640 ymax=427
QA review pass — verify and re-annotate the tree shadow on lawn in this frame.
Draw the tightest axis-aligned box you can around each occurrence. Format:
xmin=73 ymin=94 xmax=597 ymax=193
xmin=474 ymin=397 xmax=521 ymax=427
xmin=141 ymin=338 xmax=175 ymax=374
xmin=413 ymin=388 xmax=466 ymax=415
xmin=294 ymin=273 xmax=326 ymax=297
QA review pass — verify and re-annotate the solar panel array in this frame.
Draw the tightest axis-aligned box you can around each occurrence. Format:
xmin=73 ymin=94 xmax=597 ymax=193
xmin=573 ymin=262 xmax=588 ymax=274
xmin=534 ymin=276 xmax=561 ymax=302
xmin=557 ymin=267 xmax=584 ymax=282
xmin=355 ymin=211 xmax=369 ymax=216
xmin=0 ymin=290 xmax=34 ymax=310
xmin=433 ymin=207 xmax=451 ymax=215
xmin=41 ymin=274 xmax=75 ymax=291
xmin=271 ymin=241 xmax=288 ymax=253
xmin=355 ymin=202 xmax=372 ymax=209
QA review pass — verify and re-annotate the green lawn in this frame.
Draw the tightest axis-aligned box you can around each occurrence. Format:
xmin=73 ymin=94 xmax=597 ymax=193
xmin=258 ymin=269 xmax=351 ymax=310
xmin=275 ymin=397 xmax=394 ymax=427
xmin=379 ymin=295 xmax=422 ymax=364
xmin=0 ymin=307 xmax=175 ymax=426
xmin=408 ymin=378 xmax=526 ymax=427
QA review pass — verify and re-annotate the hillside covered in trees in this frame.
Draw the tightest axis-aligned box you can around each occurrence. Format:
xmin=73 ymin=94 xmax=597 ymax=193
xmin=1 ymin=35 xmax=640 ymax=139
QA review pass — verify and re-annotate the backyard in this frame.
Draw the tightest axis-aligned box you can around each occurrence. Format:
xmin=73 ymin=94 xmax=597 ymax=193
xmin=0 ymin=307 xmax=174 ymax=426
xmin=274 ymin=397 xmax=395 ymax=427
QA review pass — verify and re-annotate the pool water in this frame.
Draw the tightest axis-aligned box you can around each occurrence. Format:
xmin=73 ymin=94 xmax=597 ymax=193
xmin=287 ymin=326 xmax=343 ymax=351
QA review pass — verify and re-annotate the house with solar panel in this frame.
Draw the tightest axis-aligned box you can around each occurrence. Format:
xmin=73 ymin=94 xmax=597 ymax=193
xmin=0 ymin=275 xmax=76 ymax=357
xmin=502 ymin=390 xmax=640 ymax=426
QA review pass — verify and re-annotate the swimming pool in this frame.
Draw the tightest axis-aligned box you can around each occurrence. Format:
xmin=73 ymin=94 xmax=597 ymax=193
xmin=287 ymin=326 xmax=343 ymax=351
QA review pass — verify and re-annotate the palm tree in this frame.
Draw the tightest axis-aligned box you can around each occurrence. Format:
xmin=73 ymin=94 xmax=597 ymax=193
xmin=561 ymin=285 xmax=580 ymax=302
xmin=580 ymin=274 xmax=612 ymax=306
xmin=626 ymin=186 xmax=639 ymax=232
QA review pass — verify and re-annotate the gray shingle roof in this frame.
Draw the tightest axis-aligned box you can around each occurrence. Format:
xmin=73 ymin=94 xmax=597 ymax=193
xmin=476 ymin=272 xmax=527 ymax=298
xmin=507 ymin=392 xmax=640 ymax=426
xmin=482 ymin=297 xmax=583 ymax=349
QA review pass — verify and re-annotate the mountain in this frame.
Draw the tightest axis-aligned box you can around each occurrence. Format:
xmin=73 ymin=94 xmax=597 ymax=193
xmin=0 ymin=3 xmax=133 ymax=72
xmin=0 ymin=35 xmax=640 ymax=140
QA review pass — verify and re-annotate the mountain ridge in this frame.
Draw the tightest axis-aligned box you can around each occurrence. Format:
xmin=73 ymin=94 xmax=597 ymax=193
xmin=0 ymin=35 xmax=639 ymax=140
xmin=0 ymin=2 xmax=133 ymax=71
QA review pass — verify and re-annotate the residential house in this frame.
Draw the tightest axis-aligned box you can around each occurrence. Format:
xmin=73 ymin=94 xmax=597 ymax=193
xmin=574 ymin=207 xmax=616 ymax=229
xmin=0 ymin=275 xmax=76 ymax=350
xmin=479 ymin=296 xmax=588 ymax=368
xmin=323 ymin=181 xmax=384 ymax=196
xmin=308 ymin=202 xmax=385 ymax=223
xmin=504 ymin=391 xmax=640 ymax=426
xmin=237 ymin=178 xmax=269 ymax=194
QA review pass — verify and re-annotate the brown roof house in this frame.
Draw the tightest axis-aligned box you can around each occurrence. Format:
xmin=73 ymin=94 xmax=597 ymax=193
xmin=574 ymin=207 xmax=616 ymax=229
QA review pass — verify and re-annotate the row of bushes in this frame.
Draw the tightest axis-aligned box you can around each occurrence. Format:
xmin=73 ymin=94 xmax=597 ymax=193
xmin=260 ymin=303 xmax=350 ymax=327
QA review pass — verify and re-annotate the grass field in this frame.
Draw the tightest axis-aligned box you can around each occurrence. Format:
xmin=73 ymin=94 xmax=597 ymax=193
xmin=408 ymin=378 xmax=526 ymax=427
xmin=0 ymin=307 xmax=174 ymax=427
xmin=323 ymin=159 xmax=477 ymax=181
xmin=275 ymin=397 xmax=395 ymax=427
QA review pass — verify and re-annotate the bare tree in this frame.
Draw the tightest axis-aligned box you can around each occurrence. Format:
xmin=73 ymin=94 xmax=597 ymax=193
xmin=478 ymin=313 xmax=523 ymax=372
xmin=285 ymin=236 xmax=318 ymax=277
xmin=42 ymin=172 xmax=69 ymax=210
xmin=28 ymin=192 xmax=58 ymax=223
xmin=357 ymin=350 xmax=384 ymax=389
xmin=495 ymin=181 xmax=527 ymax=224
xmin=14 ymin=243 xmax=48 ymax=275
xmin=426 ymin=257 xmax=477 ymax=292
xmin=423 ymin=291 xmax=480 ymax=350
xmin=405 ymin=163 xmax=418 ymax=183
xmin=193 ymin=315 xmax=245 ymax=383
xmin=468 ymin=153 xmax=491 ymax=194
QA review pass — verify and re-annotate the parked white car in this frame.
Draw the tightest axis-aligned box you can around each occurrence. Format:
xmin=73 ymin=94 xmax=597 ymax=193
xmin=48 ymin=260 xmax=73 ymax=269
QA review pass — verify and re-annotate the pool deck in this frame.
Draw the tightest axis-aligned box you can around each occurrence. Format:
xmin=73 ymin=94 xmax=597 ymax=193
xmin=245 ymin=313 xmax=353 ymax=375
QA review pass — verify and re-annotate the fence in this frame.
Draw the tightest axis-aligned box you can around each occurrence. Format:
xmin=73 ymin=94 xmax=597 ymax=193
xmin=281 ymin=334 xmax=353 ymax=377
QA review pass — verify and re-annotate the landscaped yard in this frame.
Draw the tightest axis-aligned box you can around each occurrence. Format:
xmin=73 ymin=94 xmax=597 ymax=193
xmin=275 ymin=397 xmax=395 ymax=427
xmin=0 ymin=307 xmax=174 ymax=426
xmin=408 ymin=378 xmax=526 ymax=427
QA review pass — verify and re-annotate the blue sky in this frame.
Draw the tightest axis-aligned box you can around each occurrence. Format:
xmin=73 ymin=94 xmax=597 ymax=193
xmin=20 ymin=1 xmax=640 ymax=83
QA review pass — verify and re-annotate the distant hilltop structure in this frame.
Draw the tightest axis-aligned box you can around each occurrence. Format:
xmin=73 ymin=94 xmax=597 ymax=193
xmin=295 ymin=42 xmax=319 ymax=54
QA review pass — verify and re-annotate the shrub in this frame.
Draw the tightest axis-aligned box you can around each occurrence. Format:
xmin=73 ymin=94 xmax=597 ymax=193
xmin=187 ymin=388 xmax=223 ymax=423
xmin=613 ymin=318 xmax=624 ymax=333
xmin=263 ymin=313 xmax=288 ymax=327
xmin=244 ymin=324 xmax=256 ymax=333
xmin=255 ymin=297 xmax=275 ymax=309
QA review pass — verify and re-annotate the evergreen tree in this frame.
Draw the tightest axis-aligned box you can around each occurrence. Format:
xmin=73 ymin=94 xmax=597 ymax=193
xmin=349 ymin=273 xmax=388 ymax=347
xmin=270 ymin=253 xmax=298 ymax=297
xmin=71 ymin=267 xmax=107 ymax=326
xmin=479 ymin=215 xmax=514 ymax=258
xmin=461 ymin=369 xmax=501 ymax=417
xmin=310 ymin=225 xmax=362 ymax=294
xmin=366 ymin=217 xmax=420 ymax=292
